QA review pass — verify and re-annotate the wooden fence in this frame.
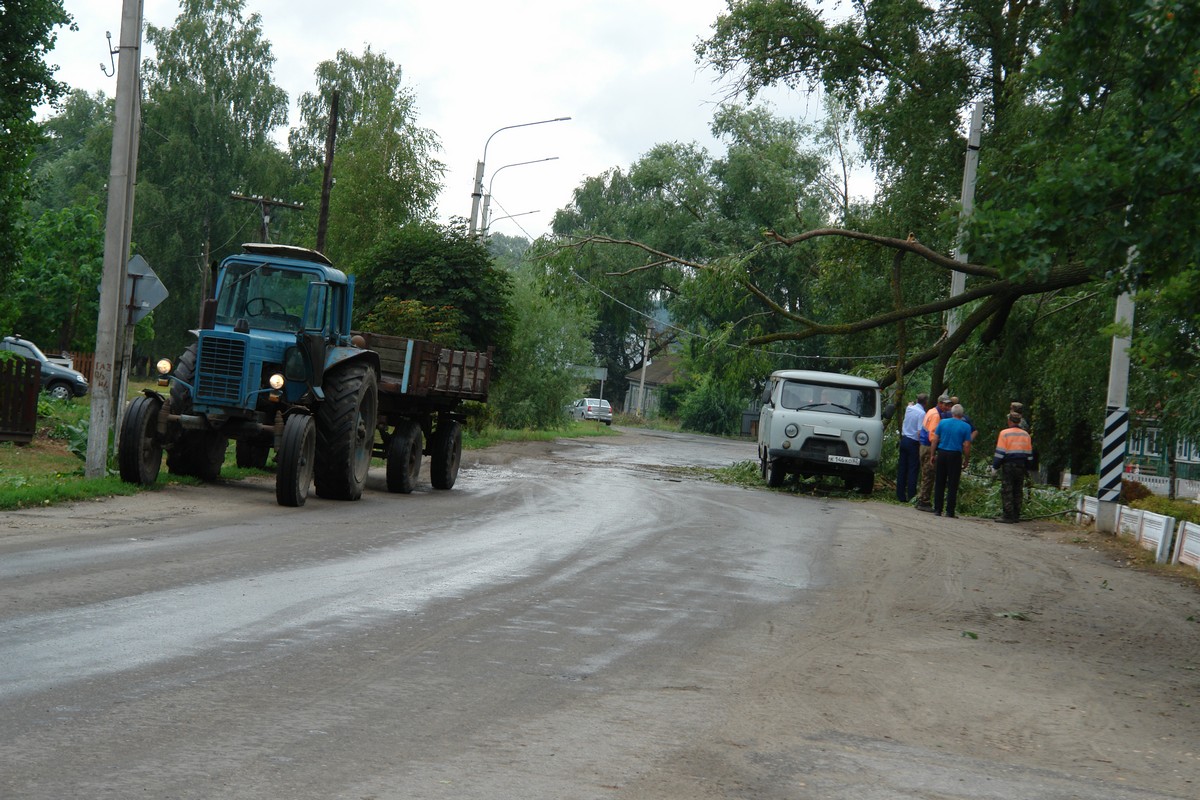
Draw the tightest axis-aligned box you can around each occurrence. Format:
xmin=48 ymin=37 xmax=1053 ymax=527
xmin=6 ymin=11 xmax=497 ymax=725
xmin=0 ymin=357 xmax=41 ymax=444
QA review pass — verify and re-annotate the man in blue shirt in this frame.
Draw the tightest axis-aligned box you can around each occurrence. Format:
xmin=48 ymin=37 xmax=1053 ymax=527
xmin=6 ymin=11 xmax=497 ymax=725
xmin=896 ymin=392 xmax=927 ymax=502
xmin=929 ymin=403 xmax=973 ymax=518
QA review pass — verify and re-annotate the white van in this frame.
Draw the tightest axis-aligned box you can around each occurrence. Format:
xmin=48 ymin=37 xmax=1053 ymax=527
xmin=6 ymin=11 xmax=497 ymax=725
xmin=756 ymin=369 xmax=887 ymax=493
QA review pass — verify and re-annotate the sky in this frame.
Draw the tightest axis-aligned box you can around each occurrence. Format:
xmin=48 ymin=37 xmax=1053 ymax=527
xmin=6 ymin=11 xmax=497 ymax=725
xmin=43 ymin=0 xmax=835 ymax=241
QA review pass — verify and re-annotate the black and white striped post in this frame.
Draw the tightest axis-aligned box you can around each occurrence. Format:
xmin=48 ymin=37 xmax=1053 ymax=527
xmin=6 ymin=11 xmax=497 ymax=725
xmin=1099 ymin=406 xmax=1129 ymax=503
xmin=1097 ymin=292 xmax=1136 ymax=532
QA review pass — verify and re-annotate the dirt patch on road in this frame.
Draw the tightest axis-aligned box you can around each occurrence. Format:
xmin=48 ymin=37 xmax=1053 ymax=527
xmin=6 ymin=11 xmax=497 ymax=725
xmin=711 ymin=502 xmax=1200 ymax=796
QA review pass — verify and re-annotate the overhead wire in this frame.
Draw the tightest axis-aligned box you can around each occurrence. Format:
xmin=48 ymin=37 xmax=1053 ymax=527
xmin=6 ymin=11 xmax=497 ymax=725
xmin=566 ymin=266 xmax=897 ymax=363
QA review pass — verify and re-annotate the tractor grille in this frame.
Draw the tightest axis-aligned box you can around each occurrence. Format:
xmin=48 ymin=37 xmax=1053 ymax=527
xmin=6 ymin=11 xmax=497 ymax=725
xmin=196 ymin=336 xmax=247 ymax=404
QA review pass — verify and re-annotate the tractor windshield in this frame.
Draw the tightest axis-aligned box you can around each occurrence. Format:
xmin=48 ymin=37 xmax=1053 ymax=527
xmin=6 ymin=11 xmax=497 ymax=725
xmin=216 ymin=263 xmax=316 ymax=333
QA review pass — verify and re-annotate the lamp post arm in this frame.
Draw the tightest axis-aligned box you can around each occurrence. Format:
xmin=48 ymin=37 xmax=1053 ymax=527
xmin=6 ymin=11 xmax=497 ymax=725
xmin=468 ymin=116 xmax=570 ymax=235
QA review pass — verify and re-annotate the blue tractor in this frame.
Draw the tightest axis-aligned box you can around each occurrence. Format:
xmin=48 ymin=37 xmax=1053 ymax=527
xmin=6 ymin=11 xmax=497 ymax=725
xmin=119 ymin=244 xmax=381 ymax=506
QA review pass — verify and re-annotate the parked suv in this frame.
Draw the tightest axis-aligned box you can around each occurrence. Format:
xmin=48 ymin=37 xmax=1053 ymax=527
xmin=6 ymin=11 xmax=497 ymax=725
xmin=756 ymin=369 xmax=887 ymax=494
xmin=568 ymin=397 xmax=613 ymax=425
xmin=0 ymin=335 xmax=89 ymax=399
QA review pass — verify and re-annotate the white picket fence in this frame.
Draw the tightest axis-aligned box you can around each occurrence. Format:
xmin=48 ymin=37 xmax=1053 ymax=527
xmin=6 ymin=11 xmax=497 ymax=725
xmin=1075 ymin=495 xmax=1200 ymax=571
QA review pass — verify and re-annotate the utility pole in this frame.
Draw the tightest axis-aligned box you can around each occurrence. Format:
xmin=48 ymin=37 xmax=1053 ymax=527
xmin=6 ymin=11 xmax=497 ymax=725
xmin=316 ymin=90 xmax=339 ymax=254
xmin=636 ymin=324 xmax=653 ymax=416
xmin=230 ymin=193 xmax=304 ymax=242
xmin=1097 ymin=288 xmax=1136 ymax=533
xmin=86 ymin=0 xmax=143 ymax=478
xmin=947 ymin=101 xmax=983 ymax=337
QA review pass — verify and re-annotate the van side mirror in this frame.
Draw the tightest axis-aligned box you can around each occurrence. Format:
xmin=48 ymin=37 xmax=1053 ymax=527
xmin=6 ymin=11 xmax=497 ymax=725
xmin=881 ymin=402 xmax=896 ymax=421
xmin=760 ymin=385 xmax=772 ymax=405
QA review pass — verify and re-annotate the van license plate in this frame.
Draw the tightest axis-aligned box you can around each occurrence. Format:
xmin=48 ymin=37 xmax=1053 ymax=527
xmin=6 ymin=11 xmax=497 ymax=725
xmin=828 ymin=455 xmax=860 ymax=465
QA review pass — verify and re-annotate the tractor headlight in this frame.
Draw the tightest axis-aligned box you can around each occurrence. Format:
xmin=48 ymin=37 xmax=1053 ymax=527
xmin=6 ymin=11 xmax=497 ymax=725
xmin=156 ymin=358 xmax=173 ymax=375
xmin=268 ymin=373 xmax=285 ymax=390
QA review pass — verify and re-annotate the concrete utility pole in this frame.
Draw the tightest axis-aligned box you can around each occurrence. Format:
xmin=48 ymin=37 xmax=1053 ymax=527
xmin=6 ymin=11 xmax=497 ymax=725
xmin=1097 ymin=288 xmax=1136 ymax=532
xmin=86 ymin=0 xmax=143 ymax=478
xmin=636 ymin=324 xmax=653 ymax=417
xmin=947 ymin=101 xmax=983 ymax=337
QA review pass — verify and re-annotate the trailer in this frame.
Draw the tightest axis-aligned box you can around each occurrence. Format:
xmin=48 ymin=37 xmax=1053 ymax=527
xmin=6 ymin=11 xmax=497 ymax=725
xmin=117 ymin=243 xmax=492 ymax=507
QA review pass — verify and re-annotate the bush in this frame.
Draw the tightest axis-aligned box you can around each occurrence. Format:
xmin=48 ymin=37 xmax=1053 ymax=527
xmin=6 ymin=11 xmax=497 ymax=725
xmin=1130 ymin=494 xmax=1200 ymax=525
xmin=1121 ymin=478 xmax=1153 ymax=504
xmin=678 ymin=376 xmax=742 ymax=436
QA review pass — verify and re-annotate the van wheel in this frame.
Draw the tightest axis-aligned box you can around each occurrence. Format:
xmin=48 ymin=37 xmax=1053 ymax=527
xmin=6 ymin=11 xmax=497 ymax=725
xmin=857 ymin=471 xmax=875 ymax=495
xmin=765 ymin=458 xmax=786 ymax=488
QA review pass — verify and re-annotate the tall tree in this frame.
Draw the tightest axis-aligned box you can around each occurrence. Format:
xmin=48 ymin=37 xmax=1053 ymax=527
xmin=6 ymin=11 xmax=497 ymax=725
xmin=0 ymin=0 xmax=71 ymax=326
xmin=289 ymin=47 xmax=443 ymax=267
xmin=355 ymin=220 xmax=512 ymax=357
xmin=138 ymin=0 xmax=292 ymax=358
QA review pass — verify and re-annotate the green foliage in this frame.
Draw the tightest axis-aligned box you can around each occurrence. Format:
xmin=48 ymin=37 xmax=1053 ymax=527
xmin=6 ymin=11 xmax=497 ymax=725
xmin=1073 ymin=474 xmax=1100 ymax=498
xmin=0 ymin=0 xmax=71 ymax=308
xmin=9 ymin=199 xmax=104 ymax=351
xmin=355 ymin=219 xmax=512 ymax=356
xmin=1121 ymin=478 xmax=1154 ymax=505
xmin=1131 ymin=494 xmax=1200 ymax=525
xmin=677 ymin=374 xmax=743 ymax=436
xmin=359 ymin=298 xmax=466 ymax=347
xmin=289 ymin=46 xmax=443 ymax=267
xmin=488 ymin=267 xmax=596 ymax=429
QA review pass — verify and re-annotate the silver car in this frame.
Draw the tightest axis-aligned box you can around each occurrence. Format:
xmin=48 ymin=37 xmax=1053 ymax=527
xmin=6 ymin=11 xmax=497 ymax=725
xmin=568 ymin=398 xmax=613 ymax=425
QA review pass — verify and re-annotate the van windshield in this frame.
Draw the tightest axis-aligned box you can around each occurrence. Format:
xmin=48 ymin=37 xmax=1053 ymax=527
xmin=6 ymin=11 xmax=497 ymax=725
xmin=779 ymin=380 xmax=876 ymax=417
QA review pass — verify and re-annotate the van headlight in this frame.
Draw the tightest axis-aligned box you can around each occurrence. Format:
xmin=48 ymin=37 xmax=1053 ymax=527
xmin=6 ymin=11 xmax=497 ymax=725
xmin=855 ymin=430 xmax=869 ymax=445
xmin=784 ymin=423 xmax=799 ymax=438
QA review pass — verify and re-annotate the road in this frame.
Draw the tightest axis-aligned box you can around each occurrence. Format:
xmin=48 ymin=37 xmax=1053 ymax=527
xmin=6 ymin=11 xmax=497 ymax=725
xmin=1 ymin=428 xmax=1197 ymax=799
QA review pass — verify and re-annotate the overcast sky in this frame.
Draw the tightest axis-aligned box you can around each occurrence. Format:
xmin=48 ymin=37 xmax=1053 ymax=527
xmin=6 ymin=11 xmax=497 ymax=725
xmin=45 ymin=0 xmax=833 ymax=241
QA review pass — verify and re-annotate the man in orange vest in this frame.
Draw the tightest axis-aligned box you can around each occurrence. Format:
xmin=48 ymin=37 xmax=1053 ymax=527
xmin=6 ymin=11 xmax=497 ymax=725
xmin=992 ymin=412 xmax=1034 ymax=522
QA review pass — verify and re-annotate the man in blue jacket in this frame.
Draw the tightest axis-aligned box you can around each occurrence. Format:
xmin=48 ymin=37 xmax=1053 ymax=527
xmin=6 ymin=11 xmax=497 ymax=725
xmin=929 ymin=404 xmax=973 ymax=518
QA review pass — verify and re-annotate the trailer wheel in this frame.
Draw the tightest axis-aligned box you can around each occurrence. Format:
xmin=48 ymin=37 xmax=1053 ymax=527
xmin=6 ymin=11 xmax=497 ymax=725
xmin=276 ymin=414 xmax=316 ymax=507
xmin=385 ymin=419 xmax=423 ymax=494
xmin=430 ymin=420 xmax=462 ymax=490
xmin=165 ymin=343 xmax=228 ymax=481
xmin=314 ymin=361 xmax=378 ymax=500
xmin=236 ymin=439 xmax=271 ymax=470
xmin=118 ymin=395 xmax=163 ymax=485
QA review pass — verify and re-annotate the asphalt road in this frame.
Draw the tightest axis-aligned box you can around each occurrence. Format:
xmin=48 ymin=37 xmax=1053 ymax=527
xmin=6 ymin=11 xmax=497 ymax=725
xmin=0 ymin=429 xmax=1194 ymax=799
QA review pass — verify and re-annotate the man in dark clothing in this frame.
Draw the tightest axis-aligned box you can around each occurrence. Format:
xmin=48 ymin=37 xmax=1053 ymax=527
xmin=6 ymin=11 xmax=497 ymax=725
xmin=992 ymin=412 xmax=1034 ymax=522
xmin=930 ymin=404 xmax=972 ymax=518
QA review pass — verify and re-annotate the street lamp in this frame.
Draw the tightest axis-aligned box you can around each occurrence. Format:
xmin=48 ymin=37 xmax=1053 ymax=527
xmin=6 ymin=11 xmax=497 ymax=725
xmin=469 ymin=116 xmax=570 ymax=235
xmin=486 ymin=210 xmax=541 ymax=233
xmin=480 ymin=156 xmax=558 ymax=234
